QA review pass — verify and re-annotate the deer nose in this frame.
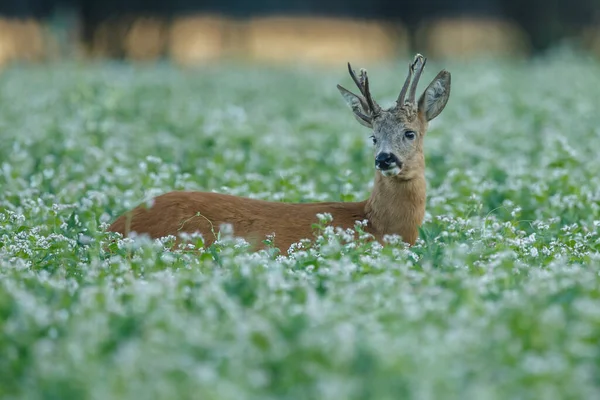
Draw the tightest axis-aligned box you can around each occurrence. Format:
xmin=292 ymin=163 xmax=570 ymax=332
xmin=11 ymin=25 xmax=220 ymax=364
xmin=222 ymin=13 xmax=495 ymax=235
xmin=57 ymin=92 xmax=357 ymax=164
xmin=375 ymin=152 xmax=398 ymax=170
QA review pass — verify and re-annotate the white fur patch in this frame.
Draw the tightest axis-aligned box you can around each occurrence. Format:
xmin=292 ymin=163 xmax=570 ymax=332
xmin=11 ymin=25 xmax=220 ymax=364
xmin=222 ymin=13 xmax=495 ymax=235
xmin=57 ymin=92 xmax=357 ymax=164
xmin=422 ymin=72 xmax=451 ymax=121
xmin=379 ymin=165 xmax=401 ymax=177
xmin=425 ymin=80 xmax=445 ymax=110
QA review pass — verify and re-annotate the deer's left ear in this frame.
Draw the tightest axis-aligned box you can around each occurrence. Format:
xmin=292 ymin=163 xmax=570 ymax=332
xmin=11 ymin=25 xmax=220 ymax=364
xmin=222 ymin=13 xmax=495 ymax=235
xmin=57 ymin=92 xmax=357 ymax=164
xmin=337 ymin=84 xmax=373 ymax=128
xmin=418 ymin=70 xmax=451 ymax=122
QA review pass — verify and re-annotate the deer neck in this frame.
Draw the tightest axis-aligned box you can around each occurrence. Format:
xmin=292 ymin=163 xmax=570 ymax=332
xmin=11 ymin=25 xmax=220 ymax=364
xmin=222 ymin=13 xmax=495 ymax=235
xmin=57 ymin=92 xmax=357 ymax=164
xmin=364 ymin=167 xmax=426 ymax=245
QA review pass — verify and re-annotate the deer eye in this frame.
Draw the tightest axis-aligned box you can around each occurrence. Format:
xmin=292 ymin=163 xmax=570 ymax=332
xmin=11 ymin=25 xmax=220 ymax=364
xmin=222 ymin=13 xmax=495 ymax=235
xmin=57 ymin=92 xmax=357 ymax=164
xmin=404 ymin=131 xmax=416 ymax=140
xmin=370 ymin=135 xmax=377 ymax=145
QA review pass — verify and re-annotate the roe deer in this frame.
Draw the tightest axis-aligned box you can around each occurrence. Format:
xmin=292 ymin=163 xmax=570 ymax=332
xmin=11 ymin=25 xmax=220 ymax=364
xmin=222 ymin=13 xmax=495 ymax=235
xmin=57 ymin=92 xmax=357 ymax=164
xmin=108 ymin=54 xmax=451 ymax=251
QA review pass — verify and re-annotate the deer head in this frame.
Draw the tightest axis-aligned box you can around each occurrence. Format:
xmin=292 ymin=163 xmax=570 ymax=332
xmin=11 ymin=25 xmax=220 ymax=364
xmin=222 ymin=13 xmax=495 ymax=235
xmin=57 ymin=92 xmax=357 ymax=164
xmin=337 ymin=54 xmax=451 ymax=180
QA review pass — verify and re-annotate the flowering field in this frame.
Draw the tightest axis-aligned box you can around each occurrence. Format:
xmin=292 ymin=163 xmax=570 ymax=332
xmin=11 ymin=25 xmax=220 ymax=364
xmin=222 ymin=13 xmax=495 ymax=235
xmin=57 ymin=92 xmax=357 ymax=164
xmin=1 ymin=51 xmax=600 ymax=399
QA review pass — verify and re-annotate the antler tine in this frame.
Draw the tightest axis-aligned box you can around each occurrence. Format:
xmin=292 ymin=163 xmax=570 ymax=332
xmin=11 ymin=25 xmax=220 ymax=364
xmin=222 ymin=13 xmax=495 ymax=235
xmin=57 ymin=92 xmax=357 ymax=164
xmin=347 ymin=62 xmax=380 ymax=114
xmin=396 ymin=61 xmax=415 ymax=105
xmin=346 ymin=62 xmax=370 ymax=111
xmin=408 ymin=54 xmax=427 ymax=104
xmin=360 ymin=68 xmax=380 ymax=114
xmin=347 ymin=62 xmax=366 ymax=97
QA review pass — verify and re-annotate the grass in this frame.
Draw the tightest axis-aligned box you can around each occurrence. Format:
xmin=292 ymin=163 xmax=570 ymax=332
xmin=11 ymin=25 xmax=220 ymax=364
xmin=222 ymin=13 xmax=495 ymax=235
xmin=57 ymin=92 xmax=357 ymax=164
xmin=1 ymin=49 xmax=600 ymax=399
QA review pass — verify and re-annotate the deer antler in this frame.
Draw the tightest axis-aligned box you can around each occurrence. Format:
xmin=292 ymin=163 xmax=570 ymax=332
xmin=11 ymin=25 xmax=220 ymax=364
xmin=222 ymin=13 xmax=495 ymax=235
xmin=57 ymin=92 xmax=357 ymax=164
xmin=347 ymin=62 xmax=381 ymax=115
xmin=408 ymin=55 xmax=427 ymax=104
xmin=397 ymin=61 xmax=415 ymax=105
xmin=396 ymin=54 xmax=427 ymax=106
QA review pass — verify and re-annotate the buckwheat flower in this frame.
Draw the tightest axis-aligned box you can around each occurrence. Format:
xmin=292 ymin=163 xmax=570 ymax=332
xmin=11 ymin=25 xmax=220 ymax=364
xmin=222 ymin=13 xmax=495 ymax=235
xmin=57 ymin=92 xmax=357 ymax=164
xmin=78 ymin=234 xmax=92 ymax=246
xmin=530 ymin=247 xmax=539 ymax=258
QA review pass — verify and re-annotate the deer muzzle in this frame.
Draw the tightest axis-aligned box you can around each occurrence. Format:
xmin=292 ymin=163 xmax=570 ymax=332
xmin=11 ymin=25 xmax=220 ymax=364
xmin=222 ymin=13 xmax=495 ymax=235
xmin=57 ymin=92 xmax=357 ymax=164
xmin=375 ymin=152 xmax=402 ymax=176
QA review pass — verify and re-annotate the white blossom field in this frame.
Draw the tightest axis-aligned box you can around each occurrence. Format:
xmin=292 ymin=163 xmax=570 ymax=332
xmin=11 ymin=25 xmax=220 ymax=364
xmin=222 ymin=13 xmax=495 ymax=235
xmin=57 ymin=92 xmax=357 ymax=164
xmin=1 ymin=51 xmax=600 ymax=399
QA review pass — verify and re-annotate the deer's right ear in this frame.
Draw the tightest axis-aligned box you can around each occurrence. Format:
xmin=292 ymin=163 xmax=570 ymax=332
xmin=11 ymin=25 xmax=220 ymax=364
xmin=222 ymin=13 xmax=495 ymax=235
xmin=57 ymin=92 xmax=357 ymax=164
xmin=337 ymin=84 xmax=373 ymax=128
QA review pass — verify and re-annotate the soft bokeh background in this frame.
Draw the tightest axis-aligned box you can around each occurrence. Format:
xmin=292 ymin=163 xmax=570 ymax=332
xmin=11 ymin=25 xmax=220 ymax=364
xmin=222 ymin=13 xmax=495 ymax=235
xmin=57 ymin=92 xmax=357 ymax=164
xmin=0 ymin=0 xmax=598 ymax=67
xmin=2 ymin=2 xmax=600 ymax=399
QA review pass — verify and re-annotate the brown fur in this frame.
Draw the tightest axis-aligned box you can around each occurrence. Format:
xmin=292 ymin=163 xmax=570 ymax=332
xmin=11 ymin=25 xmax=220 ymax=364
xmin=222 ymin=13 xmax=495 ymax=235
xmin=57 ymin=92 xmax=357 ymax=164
xmin=107 ymin=54 xmax=450 ymax=253
xmin=108 ymin=172 xmax=426 ymax=252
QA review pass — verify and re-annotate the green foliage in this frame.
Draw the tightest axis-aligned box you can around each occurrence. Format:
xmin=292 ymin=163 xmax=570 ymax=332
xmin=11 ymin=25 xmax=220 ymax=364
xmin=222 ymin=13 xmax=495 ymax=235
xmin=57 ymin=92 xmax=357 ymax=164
xmin=1 ymin=52 xmax=600 ymax=399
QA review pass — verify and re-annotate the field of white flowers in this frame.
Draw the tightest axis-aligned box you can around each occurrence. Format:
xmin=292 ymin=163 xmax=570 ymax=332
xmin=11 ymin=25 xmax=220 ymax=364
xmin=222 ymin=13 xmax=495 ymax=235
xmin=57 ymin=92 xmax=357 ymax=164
xmin=1 ymin=50 xmax=600 ymax=399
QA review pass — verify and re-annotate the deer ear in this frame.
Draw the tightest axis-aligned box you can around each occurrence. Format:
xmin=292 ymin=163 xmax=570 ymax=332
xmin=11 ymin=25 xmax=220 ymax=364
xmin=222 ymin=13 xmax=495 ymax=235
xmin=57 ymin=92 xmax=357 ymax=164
xmin=337 ymin=84 xmax=373 ymax=128
xmin=418 ymin=70 xmax=451 ymax=122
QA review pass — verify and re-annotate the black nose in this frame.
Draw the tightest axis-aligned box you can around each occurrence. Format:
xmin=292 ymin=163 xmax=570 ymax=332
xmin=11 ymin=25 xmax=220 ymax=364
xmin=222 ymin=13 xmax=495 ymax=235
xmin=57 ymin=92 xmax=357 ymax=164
xmin=375 ymin=152 xmax=399 ymax=170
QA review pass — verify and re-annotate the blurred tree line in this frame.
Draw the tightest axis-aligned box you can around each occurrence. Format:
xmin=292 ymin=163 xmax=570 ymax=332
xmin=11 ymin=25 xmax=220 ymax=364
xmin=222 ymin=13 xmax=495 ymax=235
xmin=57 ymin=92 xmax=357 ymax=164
xmin=0 ymin=0 xmax=597 ymax=66
xmin=0 ymin=0 xmax=597 ymax=51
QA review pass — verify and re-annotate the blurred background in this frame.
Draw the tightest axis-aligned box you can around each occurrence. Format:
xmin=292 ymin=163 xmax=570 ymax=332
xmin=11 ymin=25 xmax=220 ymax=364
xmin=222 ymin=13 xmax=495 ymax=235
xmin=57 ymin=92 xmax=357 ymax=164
xmin=0 ymin=0 xmax=598 ymax=67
